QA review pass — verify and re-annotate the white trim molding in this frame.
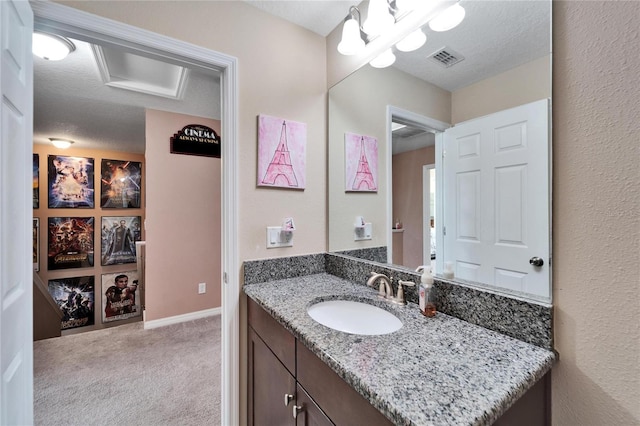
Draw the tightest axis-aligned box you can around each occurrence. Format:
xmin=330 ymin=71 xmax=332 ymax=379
xmin=144 ymin=307 xmax=222 ymax=329
xmin=31 ymin=2 xmax=240 ymax=425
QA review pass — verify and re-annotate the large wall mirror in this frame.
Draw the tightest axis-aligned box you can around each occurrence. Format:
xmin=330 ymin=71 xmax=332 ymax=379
xmin=328 ymin=0 xmax=552 ymax=303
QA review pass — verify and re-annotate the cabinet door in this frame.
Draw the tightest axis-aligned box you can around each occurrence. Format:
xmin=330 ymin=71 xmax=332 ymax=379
xmin=248 ymin=328 xmax=296 ymax=426
xmin=295 ymin=384 xmax=334 ymax=426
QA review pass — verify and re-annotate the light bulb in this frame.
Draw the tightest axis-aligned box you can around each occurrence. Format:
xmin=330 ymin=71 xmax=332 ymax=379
xmin=363 ymin=0 xmax=395 ymax=37
xmin=429 ymin=3 xmax=465 ymax=32
xmin=337 ymin=18 xmax=365 ymax=55
xmin=396 ymin=29 xmax=427 ymax=52
xmin=369 ymin=49 xmax=396 ymax=68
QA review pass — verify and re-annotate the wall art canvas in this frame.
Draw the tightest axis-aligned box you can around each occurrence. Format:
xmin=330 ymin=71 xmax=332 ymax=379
xmin=48 ymin=155 xmax=94 ymax=208
xmin=101 ymin=270 xmax=141 ymax=323
xmin=33 ymin=218 xmax=39 ymax=272
xmin=100 ymin=159 xmax=142 ymax=208
xmin=47 ymin=217 xmax=95 ymax=270
xmin=257 ymin=114 xmax=306 ymax=189
xmin=345 ymin=132 xmax=378 ymax=192
xmin=101 ymin=216 xmax=141 ymax=266
xmin=48 ymin=276 xmax=95 ymax=330
xmin=33 ymin=153 xmax=39 ymax=209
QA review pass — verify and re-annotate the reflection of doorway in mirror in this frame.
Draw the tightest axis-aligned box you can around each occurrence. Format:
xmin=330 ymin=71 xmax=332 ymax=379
xmin=422 ymin=165 xmax=436 ymax=271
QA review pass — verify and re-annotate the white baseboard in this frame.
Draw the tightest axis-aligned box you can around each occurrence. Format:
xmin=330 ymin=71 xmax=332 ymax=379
xmin=143 ymin=307 xmax=222 ymax=330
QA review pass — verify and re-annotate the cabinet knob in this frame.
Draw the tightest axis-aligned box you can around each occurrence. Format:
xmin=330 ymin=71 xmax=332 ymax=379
xmin=284 ymin=393 xmax=294 ymax=407
xmin=292 ymin=404 xmax=303 ymax=419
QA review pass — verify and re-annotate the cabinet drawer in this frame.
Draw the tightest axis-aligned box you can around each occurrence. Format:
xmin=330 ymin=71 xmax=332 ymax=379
xmin=248 ymin=297 xmax=296 ymax=374
xmin=296 ymin=341 xmax=393 ymax=426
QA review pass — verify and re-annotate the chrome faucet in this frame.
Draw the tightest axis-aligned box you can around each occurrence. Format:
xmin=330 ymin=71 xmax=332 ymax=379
xmin=367 ymin=272 xmax=393 ymax=299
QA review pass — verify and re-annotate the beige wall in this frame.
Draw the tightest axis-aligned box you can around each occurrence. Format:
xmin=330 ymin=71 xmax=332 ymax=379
xmin=328 ymin=65 xmax=450 ymax=252
xmin=144 ymin=110 xmax=221 ymax=321
xmin=552 ymin=2 xmax=639 ymax=424
xmin=33 ymin=144 xmax=145 ymax=334
xmin=451 ymin=55 xmax=551 ymax=124
xmin=392 ymin=146 xmax=435 ymax=269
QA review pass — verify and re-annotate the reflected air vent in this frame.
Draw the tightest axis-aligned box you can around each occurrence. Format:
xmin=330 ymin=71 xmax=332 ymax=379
xmin=428 ymin=47 xmax=465 ymax=68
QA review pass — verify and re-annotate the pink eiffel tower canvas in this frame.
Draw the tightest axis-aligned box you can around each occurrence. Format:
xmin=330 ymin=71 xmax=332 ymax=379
xmin=258 ymin=115 xmax=306 ymax=189
xmin=345 ymin=132 xmax=378 ymax=192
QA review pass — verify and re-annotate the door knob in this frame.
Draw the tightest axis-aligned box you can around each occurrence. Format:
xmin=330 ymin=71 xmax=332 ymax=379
xmin=529 ymin=257 xmax=544 ymax=267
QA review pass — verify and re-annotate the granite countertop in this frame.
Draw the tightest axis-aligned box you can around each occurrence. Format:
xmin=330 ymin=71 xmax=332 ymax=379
xmin=244 ymin=273 xmax=555 ymax=426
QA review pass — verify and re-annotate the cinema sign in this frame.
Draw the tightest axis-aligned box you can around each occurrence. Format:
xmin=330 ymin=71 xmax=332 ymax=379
xmin=170 ymin=124 xmax=221 ymax=158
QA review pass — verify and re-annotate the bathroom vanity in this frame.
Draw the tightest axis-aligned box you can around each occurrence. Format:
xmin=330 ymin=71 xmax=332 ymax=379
xmin=244 ymin=268 xmax=554 ymax=426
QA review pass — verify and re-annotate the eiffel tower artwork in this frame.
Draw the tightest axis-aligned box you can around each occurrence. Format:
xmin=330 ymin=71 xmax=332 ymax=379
xmin=345 ymin=132 xmax=377 ymax=192
xmin=258 ymin=115 xmax=306 ymax=189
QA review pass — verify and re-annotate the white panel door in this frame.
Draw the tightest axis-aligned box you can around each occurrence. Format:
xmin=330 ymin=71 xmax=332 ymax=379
xmin=443 ymin=99 xmax=550 ymax=300
xmin=1 ymin=0 xmax=34 ymax=423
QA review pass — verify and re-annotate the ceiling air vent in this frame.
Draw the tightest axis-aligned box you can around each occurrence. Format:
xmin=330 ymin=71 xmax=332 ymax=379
xmin=428 ymin=47 xmax=465 ymax=68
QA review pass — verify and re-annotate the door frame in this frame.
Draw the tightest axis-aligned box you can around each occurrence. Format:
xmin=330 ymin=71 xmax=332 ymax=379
xmin=30 ymin=2 xmax=239 ymax=424
xmin=386 ymin=106 xmax=449 ymax=267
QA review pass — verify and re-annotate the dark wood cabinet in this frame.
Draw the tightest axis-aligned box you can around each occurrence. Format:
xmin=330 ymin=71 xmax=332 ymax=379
xmin=248 ymin=298 xmax=393 ymax=426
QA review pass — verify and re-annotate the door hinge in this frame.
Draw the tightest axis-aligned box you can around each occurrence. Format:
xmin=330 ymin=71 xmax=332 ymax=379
xmin=223 ymin=272 xmax=228 ymax=284
xmin=443 ymin=226 xmax=446 ymax=236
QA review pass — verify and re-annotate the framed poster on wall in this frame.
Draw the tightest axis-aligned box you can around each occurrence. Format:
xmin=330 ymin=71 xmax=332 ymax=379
xmin=101 ymin=270 xmax=141 ymax=323
xmin=101 ymin=216 xmax=142 ymax=266
xmin=100 ymin=159 xmax=142 ymax=208
xmin=47 ymin=276 xmax=95 ymax=330
xmin=33 ymin=153 xmax=39 ymax=209
xmin=47 ymin=217 xmax=95 ymax=270
xmin=33 ymin=218 xmax=39 ymax=272
xmin=48 ymin=155 xmax=95 ymax=208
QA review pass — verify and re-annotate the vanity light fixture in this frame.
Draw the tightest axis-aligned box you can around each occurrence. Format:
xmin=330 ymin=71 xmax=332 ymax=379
xmin=337 ymin=7 xmax=365 ymax=56
xmin=49 ymin=138 xmax=75 ymax=149
xmin=428 ymin=2 xmax=466 ymax=32
xmin=32 ymin=32 xmax=76 ymax=61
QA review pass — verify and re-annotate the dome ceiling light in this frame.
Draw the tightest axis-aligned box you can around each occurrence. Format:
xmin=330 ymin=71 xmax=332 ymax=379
xmin=32 ymin=32 xmax=76 ymax=61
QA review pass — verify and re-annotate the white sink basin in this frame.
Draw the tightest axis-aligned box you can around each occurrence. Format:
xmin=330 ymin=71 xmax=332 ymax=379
xmin=307 ymin=300 xmax=402 ymax=335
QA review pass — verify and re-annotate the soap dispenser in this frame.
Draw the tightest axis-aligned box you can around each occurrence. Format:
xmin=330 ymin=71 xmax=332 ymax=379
xmin=419 ymin=266 xmax=436 ymax=317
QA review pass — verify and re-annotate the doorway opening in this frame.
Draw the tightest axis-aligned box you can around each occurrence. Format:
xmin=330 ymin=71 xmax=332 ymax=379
xmin=30 ymin=2 xmax=239 ymax=424
xmin=386 ymin=105 xmax=449 ymax=272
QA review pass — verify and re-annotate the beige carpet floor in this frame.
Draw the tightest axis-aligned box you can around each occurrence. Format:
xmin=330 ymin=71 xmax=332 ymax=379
xmin=34 ymin=315 xmax=221 ymax=426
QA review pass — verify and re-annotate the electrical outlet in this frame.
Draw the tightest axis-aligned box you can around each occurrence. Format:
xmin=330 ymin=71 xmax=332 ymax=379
xmin=198 ymin=282 xmax=206 ymax=294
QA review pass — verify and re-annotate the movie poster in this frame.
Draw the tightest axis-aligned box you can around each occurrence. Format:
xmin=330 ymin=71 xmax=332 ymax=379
xmin=48 ymin=155 xmax=94 ymax=208
xmin=101 ymin=216 xmax=141 ymax=266
xmin=48 ymin=276 xmax=95 ymax=330
xmin=33 ymin=153 xmax=39 ymax=209
xmin=33 ymin=218 xmax=39 ymax=272
xmin=101 ymin=270 xmax=141 ymax=323
xmin=48 ymin=217 xmax=95 ymax=270
xmin=100 ymin=159 xmax=142 ymax=208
